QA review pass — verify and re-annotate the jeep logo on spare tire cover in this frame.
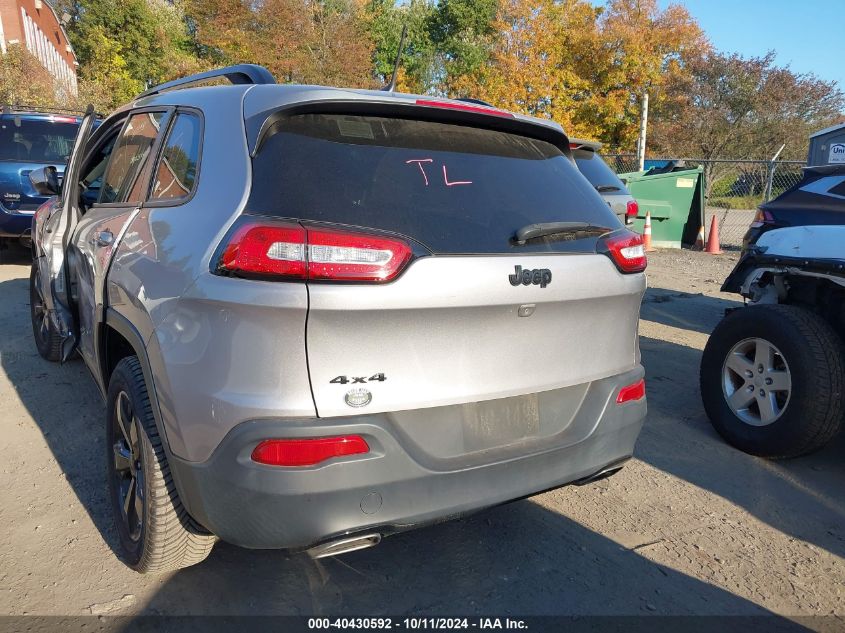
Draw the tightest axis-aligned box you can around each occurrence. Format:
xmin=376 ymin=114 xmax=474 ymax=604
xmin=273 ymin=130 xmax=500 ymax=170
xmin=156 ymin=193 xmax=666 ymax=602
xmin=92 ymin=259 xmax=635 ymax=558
xmin=509 ymin=265 xmax=552 ymax=288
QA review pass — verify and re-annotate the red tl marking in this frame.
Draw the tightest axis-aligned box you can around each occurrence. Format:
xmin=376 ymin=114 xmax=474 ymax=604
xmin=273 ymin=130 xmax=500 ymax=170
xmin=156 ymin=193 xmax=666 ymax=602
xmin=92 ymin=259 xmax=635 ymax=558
xmin=405 ymin=158 xmax=434 ymax=186
xmin=442 ymin=165 xmax=472 ymax=186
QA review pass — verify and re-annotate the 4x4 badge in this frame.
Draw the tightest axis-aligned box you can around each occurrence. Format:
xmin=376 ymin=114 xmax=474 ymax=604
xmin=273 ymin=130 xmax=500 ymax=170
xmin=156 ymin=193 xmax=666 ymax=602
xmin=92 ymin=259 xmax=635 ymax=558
xmin=509 ymin=265 xmax=552 ymax=288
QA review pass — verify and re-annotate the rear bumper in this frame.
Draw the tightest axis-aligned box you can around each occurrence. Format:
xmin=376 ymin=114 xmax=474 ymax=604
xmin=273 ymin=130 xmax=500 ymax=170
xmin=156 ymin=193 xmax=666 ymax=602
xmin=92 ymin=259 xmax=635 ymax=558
xmin=0 ymin=204 xmax=33 ymax=238
xmin=169 ymin=366 xmax=646 ymax=550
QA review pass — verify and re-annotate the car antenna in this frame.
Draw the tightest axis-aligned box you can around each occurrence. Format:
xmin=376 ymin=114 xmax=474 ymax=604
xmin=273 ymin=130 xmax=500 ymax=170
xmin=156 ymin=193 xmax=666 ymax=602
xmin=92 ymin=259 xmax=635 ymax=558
xmin=382 ymin=24 xmax=408 ymax=92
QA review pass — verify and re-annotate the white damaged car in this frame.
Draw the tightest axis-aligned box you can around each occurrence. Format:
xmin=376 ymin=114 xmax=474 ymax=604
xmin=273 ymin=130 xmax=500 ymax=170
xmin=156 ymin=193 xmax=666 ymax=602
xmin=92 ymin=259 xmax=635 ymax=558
xmin=700 ymin=166 xmax=845 ymax=458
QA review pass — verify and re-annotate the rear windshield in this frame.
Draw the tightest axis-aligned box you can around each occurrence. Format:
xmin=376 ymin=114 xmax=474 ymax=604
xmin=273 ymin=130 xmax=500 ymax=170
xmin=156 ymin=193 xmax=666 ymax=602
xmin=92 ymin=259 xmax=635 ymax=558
xmin=247 ymin=114 xmax=619 ymax=254
xmin=572 ymin=149 xmax=629 ymax=194
xmin=0 ymin=116 xmax=79 ymax=163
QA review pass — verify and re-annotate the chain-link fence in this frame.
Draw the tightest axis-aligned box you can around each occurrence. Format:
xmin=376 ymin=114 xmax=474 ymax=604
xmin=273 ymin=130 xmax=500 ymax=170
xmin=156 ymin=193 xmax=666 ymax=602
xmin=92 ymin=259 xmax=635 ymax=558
xmin=602 ymin=154 xmax=806 ymax=248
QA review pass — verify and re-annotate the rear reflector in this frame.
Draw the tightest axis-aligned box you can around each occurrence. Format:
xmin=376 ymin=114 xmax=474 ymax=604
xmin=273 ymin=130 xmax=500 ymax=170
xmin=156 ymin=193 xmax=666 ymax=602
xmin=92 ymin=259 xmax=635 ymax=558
xmin=625 ymin=200 xmax=639 ymax=225
xmin=251 ymin=436 xmax=370 ymax=467
xmin=616 ymin=379 xmax=645 ymax=404
xmin=599 ymin=231 xmax=647 ymax=274
xmin=217 ymin=220 xmax=412 ymax=282
xmin=415 ymin=99 xmax=514 ymax=118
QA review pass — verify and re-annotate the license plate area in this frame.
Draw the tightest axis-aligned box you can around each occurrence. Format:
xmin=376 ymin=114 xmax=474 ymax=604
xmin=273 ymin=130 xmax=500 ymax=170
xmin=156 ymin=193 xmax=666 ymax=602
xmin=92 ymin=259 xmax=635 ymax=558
xmin=461 ymin=394 xmax=541 ymax=451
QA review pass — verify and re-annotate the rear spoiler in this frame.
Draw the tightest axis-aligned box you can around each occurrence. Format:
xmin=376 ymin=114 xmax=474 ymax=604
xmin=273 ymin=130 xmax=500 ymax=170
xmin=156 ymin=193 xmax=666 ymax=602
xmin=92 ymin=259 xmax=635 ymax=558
xmin=246 ymin=98 xmax=572 ymax=158
xmin=569 ymin=138 xmax=602 ymax=152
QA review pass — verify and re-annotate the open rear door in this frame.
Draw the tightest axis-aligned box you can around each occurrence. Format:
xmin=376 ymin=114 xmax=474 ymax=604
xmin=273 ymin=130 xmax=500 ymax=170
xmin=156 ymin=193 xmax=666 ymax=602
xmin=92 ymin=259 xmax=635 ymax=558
xmin=41 ymin=105 xmax=96 ymax=362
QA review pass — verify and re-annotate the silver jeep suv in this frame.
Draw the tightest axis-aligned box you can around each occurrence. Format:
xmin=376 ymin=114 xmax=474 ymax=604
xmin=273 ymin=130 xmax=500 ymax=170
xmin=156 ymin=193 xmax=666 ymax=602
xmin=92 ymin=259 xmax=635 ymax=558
xmin=29 ymin=65 xmax=648 ymax=572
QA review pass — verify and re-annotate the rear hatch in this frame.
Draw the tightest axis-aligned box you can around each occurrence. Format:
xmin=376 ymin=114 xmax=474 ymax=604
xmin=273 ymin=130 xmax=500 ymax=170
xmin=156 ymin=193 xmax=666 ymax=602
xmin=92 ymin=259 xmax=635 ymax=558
xmin=242 ymin=110 xmax=646 ymax=418
xmin=571 ymin=145 xmax=634 ymax=219
xmin=0 ymin=114 xmax=77 ymax=211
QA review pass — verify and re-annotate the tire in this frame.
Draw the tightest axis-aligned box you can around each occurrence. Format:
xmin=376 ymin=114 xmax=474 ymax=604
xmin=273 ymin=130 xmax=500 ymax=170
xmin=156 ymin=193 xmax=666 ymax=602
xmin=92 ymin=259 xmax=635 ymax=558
xmin=29 ymin=263 xmax=62 ymax=362
xmin=107 ymin=356 xmax=215 ymax=572
xmin=700 ymin=304 xmax=845 ymax=459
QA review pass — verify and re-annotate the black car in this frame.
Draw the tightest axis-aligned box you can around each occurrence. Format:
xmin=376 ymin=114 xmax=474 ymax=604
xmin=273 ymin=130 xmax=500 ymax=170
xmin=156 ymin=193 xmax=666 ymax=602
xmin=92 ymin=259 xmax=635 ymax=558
xmin=736 ymin=164 xmax=845 ymax=255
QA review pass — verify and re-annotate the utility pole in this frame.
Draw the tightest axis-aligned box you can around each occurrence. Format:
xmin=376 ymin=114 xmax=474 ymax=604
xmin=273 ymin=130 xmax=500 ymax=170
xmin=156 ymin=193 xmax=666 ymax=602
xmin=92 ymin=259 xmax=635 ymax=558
xmin=764 ymin=143 xmax=785 ymax=203
xmin=637 ymin=92 xmax=649 ymax=172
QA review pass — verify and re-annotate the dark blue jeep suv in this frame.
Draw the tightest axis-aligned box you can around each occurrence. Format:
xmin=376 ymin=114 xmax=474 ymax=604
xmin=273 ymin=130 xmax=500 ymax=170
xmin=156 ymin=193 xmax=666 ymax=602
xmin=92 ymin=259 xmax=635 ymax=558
xmin=0 ymin=107 xmax=83 ymax=248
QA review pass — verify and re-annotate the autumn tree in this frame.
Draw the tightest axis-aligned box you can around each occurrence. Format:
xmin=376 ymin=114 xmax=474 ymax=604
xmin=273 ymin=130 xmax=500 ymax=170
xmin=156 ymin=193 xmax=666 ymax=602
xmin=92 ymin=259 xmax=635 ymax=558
xmin=449 ymin=0 xmax=597 ymax=132
xmin=0 ymin=45 xmax=59 ymax=107
xmin=187 ymin=0 xmax=373 ymax=87
xmin=449 ymin=0 xmax=706 ymax=144
xmin=585 ymin=0 xmax=708 ymax=149
xmin=650 ymin=51 xmax=845 ymax=160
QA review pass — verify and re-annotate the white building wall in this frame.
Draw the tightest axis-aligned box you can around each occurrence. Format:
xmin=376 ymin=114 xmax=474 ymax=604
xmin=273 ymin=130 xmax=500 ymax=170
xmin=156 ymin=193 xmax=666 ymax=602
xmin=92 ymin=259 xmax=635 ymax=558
xmin=17 ymin=7 xmax=77 ymax=97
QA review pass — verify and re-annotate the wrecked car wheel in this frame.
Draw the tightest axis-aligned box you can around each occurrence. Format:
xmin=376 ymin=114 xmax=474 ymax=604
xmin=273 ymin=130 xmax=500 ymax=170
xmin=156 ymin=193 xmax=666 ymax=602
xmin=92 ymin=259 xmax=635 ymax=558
xmin=700 ymin=304 xmax=844 ymax=458
xmin=29 ymin=263 xmax=62 ymax=362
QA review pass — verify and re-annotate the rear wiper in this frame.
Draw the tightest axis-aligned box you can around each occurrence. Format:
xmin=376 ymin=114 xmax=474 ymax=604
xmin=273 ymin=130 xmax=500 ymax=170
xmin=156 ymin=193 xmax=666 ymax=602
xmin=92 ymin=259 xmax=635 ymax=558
xmin=513 ymin=222 xmax=609 ymax=244
xmin=595 ymin=184 xmax=621 ymax=193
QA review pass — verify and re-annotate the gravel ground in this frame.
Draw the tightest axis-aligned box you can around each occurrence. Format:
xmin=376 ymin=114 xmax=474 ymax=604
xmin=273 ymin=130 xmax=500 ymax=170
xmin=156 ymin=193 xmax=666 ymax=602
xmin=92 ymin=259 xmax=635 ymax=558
xmin=0 ymin=244 xmax=844 ymax=625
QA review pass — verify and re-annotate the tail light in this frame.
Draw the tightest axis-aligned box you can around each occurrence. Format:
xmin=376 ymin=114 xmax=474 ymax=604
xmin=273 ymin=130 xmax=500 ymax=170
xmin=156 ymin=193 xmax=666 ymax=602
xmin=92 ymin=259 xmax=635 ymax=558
xmin=251 ymin=436 xmax=370 ymax=467
xmin=625 ymin=199 xmax=639 ymax=225
xmin=750 ymin=208 xmax=775 ymax=228
xmin=599 ymin=230 xmax=647 ymax=274
xmin=415 ymin=99 xmax=514 ymax=118
xmin=616 ymin=379 xmax=646 ymax=404
xmin=216 ymin=219 xmax=412 ymax=282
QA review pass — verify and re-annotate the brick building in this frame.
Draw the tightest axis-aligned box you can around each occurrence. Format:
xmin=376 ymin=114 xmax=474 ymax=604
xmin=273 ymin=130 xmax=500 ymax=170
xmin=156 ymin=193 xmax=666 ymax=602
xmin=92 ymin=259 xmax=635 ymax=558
xmin=0 ymin=0 xmax=78 ymax=96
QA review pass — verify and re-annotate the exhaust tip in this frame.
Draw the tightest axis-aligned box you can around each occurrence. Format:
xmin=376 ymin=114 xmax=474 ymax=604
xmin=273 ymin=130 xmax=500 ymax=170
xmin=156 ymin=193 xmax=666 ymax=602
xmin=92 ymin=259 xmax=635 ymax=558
xmin=307 ymin=533 xmax=381 ymax=559
xmin=572 ymin=460 xmax=629 ymax=486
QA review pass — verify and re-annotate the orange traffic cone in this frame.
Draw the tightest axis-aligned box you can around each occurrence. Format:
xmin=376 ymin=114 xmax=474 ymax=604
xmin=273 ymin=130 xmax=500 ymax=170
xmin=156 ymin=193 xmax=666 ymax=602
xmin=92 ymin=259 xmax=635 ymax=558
xmin=693 ymin=225 xmax=705 ymax=250
xmin=643 ymin=211 xmax=656 ymax=252
xmin=705 ymin=215 xmax=722 ymax=254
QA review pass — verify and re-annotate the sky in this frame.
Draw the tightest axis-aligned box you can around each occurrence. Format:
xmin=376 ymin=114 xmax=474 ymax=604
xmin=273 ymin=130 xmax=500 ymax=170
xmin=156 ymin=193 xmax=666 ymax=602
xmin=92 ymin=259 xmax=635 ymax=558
xmin=656 ymin=0 xmax=842 ymax=90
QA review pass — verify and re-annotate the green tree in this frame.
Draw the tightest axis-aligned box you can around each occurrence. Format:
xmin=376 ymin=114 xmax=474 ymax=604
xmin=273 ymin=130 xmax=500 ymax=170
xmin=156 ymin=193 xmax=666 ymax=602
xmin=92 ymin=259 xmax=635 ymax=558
xmin=366 ymin=0 xmax=438 ymax=93
xmin=365 ymin=0 xmax=496 ymax=95
xmin=430 ymin=0 xmax=497 ymax=84
xmin=59 ymin=0 xmax=204 ymax=109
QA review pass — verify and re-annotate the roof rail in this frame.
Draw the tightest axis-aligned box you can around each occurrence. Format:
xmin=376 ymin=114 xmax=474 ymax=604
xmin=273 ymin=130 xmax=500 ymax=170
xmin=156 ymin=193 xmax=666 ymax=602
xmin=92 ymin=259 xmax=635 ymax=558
xmin=137 ymin=64 xmax=276 ymax=100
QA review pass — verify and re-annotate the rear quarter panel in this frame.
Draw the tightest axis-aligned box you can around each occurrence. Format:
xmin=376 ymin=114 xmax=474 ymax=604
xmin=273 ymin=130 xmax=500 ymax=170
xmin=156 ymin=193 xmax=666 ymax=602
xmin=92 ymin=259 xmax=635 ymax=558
xmin=106 ymin=88 xmax=313 ymax=460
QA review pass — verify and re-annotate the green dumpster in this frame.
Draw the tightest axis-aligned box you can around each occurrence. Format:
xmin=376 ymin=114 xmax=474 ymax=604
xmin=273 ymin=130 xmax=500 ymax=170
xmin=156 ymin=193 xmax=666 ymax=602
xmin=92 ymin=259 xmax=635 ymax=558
xmin=617 ymin=166 xmax=705 ymax=248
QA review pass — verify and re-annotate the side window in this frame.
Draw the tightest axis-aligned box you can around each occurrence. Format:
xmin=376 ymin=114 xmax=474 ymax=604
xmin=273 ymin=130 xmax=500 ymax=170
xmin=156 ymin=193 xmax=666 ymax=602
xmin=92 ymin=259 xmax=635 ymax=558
xmin=150 ymin=113 xmax=201 ymax=202
xmin=99 ymin=111 xmax=168 ymax=205
xmin=80 ymin=130 xmax=120 ymax=209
